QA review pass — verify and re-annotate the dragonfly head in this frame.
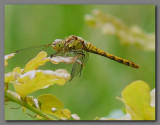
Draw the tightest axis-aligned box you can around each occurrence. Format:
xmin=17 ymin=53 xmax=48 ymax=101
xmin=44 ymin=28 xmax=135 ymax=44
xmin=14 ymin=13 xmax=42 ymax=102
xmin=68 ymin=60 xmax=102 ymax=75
xmin=52 ymin=39 xmax=64 ymax=52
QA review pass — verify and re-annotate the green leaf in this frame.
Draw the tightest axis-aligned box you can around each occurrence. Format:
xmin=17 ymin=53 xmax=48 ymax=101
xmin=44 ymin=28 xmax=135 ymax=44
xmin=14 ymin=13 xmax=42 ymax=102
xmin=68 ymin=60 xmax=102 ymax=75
xmin=5 ymin=67 xmax=22 ymax=84
xmin=23 ymin=51 xmax=49 ymax=72
xmin=37 ymin=94 xmax=71 ymax=119
xmin=122 ymin=80 xmax=155 ymax=120
xmin=14 ymin=69 xmax=70 ymax=98
xmin=23 ymin=51 xmax=83 ymax=73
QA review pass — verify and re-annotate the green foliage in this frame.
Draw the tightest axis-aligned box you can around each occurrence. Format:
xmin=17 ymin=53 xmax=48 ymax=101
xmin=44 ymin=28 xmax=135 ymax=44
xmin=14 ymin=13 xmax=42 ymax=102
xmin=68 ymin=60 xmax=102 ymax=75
xmin=37 ymin=94 xmax=71 ymax=120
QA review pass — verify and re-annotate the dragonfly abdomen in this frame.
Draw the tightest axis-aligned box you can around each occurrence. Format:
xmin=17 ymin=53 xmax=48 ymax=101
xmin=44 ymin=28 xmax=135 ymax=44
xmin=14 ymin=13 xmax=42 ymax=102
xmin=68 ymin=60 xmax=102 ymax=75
xmin=84 ymin=42 xmax=139 ymax=68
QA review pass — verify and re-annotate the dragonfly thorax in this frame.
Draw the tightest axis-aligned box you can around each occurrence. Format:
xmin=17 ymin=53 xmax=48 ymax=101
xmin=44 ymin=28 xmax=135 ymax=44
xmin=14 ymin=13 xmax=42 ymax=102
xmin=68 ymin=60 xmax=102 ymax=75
xmin=52 ymin=36 xmax=85 ymax=53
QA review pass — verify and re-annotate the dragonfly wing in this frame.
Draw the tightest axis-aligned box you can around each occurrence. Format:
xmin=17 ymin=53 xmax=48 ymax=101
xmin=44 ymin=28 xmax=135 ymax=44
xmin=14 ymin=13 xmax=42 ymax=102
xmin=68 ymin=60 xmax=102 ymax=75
xmin=6 ymin=45 xmax=89 ymax=81
xmin=5 ymin=44 xmax=57 ymax=72
xmin=70 ymin=50 xmax=89 ymax=81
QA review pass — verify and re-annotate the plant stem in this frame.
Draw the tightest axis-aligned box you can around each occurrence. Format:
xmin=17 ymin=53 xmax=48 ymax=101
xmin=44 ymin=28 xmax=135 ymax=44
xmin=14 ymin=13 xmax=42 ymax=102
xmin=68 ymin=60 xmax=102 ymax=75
xmin=5 ymin=90 xmax=56 ymax=120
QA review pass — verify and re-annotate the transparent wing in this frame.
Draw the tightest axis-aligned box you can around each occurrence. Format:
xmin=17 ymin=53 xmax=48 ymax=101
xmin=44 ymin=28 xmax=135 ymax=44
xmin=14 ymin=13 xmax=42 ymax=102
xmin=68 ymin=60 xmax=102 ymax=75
xmin=5 ymin=45 xmax=89 ymax=81
xmin=70 ymin=50 xmax=89 ymax=81
xmin=5 ymin=43 xmax=57 ymax=72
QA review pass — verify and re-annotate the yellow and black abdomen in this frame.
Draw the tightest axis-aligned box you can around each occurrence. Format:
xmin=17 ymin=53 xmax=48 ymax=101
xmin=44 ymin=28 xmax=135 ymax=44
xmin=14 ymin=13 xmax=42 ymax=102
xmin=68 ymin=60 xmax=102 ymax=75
xmin=84 ymin=42 xmax=139 ymax=68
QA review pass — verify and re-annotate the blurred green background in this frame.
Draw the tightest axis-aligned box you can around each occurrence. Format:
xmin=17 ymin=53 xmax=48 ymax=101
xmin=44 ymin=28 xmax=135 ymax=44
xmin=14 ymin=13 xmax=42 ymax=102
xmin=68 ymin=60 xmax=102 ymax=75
xmin=5 ymin=5 xmax=155 ymax=120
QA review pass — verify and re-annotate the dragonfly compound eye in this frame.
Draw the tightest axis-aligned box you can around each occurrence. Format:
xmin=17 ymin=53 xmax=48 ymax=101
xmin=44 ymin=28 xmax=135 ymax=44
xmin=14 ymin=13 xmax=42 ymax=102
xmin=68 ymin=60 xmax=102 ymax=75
xmin=52 ymin=39 xmax=64 ymax=52
xmin=52 ymin=39 xmax=62 ymax=46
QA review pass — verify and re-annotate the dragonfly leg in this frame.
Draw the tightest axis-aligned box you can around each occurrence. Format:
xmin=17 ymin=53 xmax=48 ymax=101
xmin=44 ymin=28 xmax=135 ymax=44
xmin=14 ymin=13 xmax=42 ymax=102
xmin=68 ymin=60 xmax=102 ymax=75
xmin=50 ymin=53 xmax=58 ymax=57
xmin=69 ymin=50 xmax=87 ymax=81
xmin=72 ymin=50 xmax=86 ymax=68
xmin=69 ymin=50 xmax=85 ymax=57
xmin=65 ymin=53 xmax=69 ymax=57
xmin=71 ymin=51 xmax=85 ymax=66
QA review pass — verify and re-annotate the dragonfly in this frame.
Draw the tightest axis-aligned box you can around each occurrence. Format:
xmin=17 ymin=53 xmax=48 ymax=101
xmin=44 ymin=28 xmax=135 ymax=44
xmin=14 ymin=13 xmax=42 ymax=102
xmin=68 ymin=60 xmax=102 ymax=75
xmin=7 ymin=35 xmax=139 ymax=80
